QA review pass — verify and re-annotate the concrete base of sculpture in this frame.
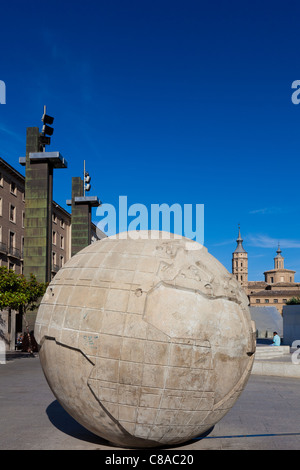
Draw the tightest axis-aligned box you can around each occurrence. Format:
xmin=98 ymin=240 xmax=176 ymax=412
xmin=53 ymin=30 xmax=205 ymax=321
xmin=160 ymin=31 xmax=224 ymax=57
xmin=35 ymin=231 xmax=256 ymax=448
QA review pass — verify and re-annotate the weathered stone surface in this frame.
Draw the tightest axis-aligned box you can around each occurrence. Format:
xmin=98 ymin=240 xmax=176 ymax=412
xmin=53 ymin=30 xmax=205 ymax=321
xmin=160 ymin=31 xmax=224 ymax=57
xmin=35 ymin=231 xmax=256 ymax=448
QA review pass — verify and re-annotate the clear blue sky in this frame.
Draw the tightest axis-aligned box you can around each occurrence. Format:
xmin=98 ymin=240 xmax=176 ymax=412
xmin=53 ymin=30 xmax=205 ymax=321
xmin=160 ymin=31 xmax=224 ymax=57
xmin=1 ymin=0 xmax=300 ymax=281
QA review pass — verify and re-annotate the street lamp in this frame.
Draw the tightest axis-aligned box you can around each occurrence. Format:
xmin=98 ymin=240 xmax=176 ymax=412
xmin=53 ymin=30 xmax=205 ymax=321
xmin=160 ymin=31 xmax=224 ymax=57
xmin=84 ymin=160 xmax=91 ymax=195
xmin=40 ymin=105 xmax=54 ymax=150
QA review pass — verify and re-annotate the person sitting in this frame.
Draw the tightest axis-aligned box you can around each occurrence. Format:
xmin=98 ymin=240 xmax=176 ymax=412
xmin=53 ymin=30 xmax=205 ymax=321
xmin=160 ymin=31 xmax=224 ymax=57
xmin=271 ymin=331 xmax=281 ymax=346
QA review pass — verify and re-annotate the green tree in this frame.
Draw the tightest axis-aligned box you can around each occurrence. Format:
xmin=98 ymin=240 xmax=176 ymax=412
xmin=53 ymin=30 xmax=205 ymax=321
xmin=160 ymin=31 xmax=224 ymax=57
xmin=286 ymin=297 xmax=300 ymax=305
xmin=0 ymin=266 xmax=47 ymax=330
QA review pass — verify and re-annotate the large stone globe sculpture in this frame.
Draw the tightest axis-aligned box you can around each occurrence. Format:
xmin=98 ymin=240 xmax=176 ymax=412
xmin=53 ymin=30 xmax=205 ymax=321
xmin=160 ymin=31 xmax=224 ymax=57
xmin=35 ymin=231 xmax=256 ymax=448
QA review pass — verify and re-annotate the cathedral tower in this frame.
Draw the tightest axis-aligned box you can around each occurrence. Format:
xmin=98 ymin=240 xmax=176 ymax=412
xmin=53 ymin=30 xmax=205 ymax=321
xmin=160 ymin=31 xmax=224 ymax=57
xmin=232 ymin=225 xmax=248 ymax=288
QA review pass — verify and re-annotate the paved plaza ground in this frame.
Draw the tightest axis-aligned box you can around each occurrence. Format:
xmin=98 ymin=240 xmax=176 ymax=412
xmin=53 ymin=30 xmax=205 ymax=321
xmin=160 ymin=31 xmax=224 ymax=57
xmin=0 ymin=354 xmax=300 ymax=451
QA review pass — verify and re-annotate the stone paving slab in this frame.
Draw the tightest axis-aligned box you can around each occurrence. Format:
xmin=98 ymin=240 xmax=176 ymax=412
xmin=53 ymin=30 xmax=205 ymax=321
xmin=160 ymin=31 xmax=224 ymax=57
xmin=1 ymin=355 xmax=300 ymax=451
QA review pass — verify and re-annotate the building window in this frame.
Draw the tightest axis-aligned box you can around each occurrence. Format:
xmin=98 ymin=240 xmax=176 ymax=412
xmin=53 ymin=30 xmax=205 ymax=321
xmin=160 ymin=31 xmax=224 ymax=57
xmin=60 ymin=235 xmax=64 ymax=249
xmin=265 ymin=299 xmax=269 ymax=304
xmin=9 ymin=262 xmax=15 ymax=271
xmin=256 ymin=299 xmax=261 ymax=303
xmin=60 ymin=255 xmax=64 ymax=267
xmin=9 ymin=204 xmax=16 ymax=223
xmin=9 ymin=231 xmax=15 ymax=250
xmin=52 ymin=231 xmax=56 ymax=245
xmin=52 ymin=213 xmax=57 ymax=224
xmin=10 ymin=181 xmax=17 ymax=195
xmin=0 ymin=197 xmax=2 ymax=216
xmin=60 ymin=219 xmax=65 ymax=229
xmin=270 ymin=277 xmax=274 ymax=283
xmin=283 ymin=299 xmax=287 ymax=303
xmin=274 ymin=299 xmax=278 ymax=303
xmin=0 ymin=172 xmax=3 ymax=186
xmin=22 ymin=211 xmax=25 ymax=228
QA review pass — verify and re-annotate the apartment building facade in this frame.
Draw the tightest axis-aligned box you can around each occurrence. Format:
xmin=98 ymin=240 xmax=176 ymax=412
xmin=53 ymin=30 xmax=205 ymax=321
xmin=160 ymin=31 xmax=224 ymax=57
xmin=0 ymin=157 xmax=74 ymax=276
xmin=0 ymin=157 xmax=103 ymax=350
xmin=0 ymin=158 xmax=25 ymax=274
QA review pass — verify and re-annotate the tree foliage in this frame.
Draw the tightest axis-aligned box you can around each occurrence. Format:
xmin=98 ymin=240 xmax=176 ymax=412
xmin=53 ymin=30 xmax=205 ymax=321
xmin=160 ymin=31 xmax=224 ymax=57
xmin=286 ymin=297 xmax=300 ymax=305
xmin=0 ymin=266 xmax=47 ymax=325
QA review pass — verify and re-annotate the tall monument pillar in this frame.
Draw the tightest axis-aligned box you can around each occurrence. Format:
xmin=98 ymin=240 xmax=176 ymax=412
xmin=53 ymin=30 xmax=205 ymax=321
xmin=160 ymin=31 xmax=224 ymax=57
xmin=67 ymin=172 xmax=101 ymax=256
xmin=20 ymin=111 xmax=67 ymax=284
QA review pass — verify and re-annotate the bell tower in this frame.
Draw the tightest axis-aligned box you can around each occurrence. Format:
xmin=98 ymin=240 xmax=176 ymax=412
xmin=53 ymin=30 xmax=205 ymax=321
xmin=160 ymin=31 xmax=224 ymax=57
xmin=232 ymin=225 xmax=248 ymax=288
xmin=274 ymin=244 xmax=284 ymax=270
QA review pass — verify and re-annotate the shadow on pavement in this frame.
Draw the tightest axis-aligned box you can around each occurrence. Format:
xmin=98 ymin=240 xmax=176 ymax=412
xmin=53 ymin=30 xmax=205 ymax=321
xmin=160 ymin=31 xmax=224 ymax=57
xmin=46 ymin=399 xmax=216 ymax=450
xmin=46 ymin=400 xmax=109 ymax=446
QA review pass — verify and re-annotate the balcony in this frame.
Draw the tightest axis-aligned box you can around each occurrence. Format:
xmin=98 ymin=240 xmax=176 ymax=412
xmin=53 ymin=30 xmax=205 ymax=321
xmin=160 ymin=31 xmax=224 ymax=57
xmin=8 ymin=246 xmax=21 ymax=259
xmin=0 ymin=242 xmax=7 ymax=254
